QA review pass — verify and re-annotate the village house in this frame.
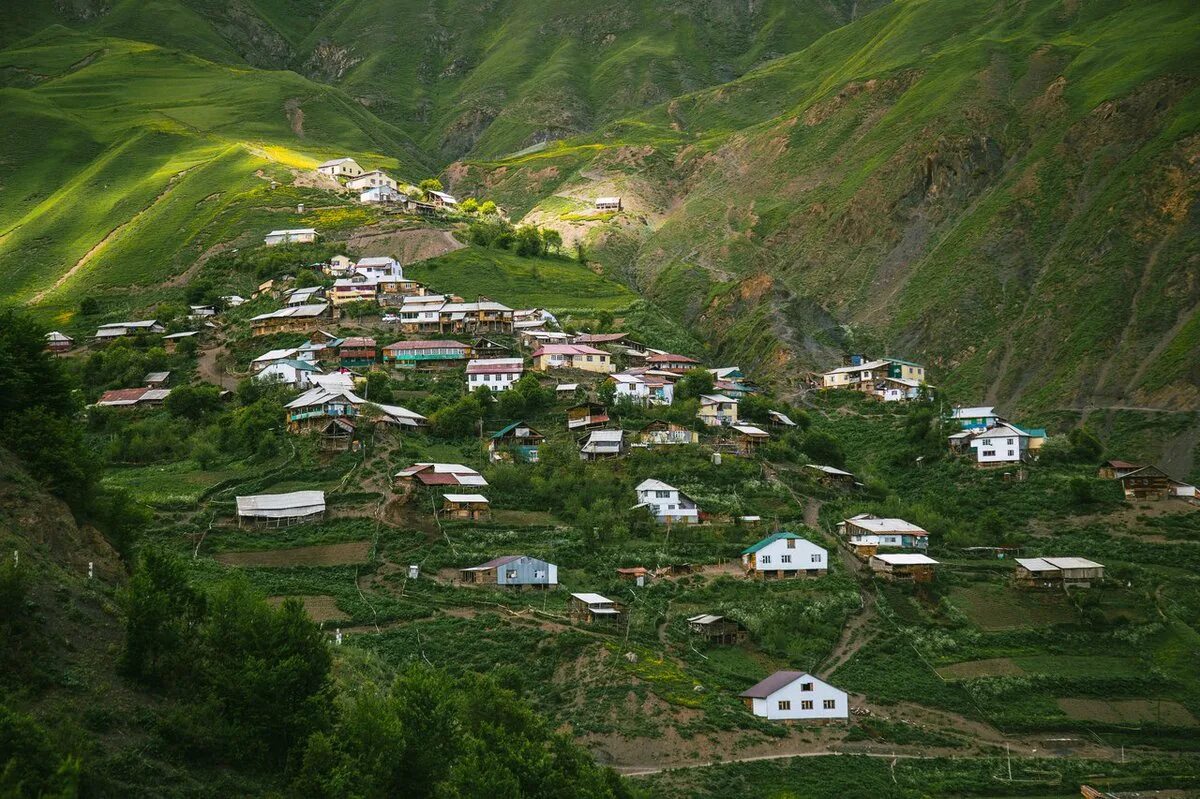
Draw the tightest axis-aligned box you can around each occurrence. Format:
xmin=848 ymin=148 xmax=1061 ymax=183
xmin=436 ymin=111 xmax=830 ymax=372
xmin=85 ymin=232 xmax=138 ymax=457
xmin=394 ymin=462 xmax=488 ymax=488
xmin=256 ymin=358 xmax=323 ymax=389
xmin=595 ymin=196 xmax=622 ymax=211
xmin=579 ymin=429 xmax=625 ymax=461
xmin=284 ymin=386 xmax=425 ymax=432
xmin=427 ymin=190 xmax=458 ymax=209
xmin=807 ymin=464 xmax=857 ymax=488
xmin=951 ymin=422 xmax=1039 ymax=466
xmin=521 ymin=329 xmax=571 ymax=349
xmin=330 ymin=273 xmax=381 ymax=306
xmin=360 ymin=185 xmax=406 ymax=205
xmin=161 ymin=330 xmax=198 ymax=353
xmin=251 ymin=347 xmax=306 ymax=373
xmin=819 ymin=356 xmax=926 ymax=400
xmin=94 ymin=387 xmax=171 ymax=408
xmin=741 ymin=532 xmax=827 ymax=579
xmin=633 ymin=479 xmax=700 ymax=524
xmin=1014 ymin=557 xmax=1105 ymax=589
xmin=440 ymin=493 xmax=490 ymax=521
xmin=382 ymin=339 xmax=470 ymax=367
xmin=316 ymin=157 xmax=364 ymax=178
xmin=609 ymin=372 xmax=674 ymax=405
xmin=471 ymin=338 xmax=509 ymax=359
xmin=1097 ymin=459 xmax=1144 ymax=479
xmin=188 ymin=305 xmax=216 ymax=319
xmin=869 ymin=553 xmax=939 ymax=582
xmin=513 ymin=307 xmax=559 ymax=330
xmin=44 ymin=331 xmax=73 ymax=353
xmin=739 ymin=671 xmax=848 ymax=721
xmin=466 ymin=358 xmax=524 ymax=392
xmin=568 ymin=592 xmax=623 ymax=625
xmin=286 ymin=286 xmax=325 ymax=306
xmin=263 ymin=228 xmax=317 ymax=246
xmin=377 ymin=272 xmax=426 ymax=305
xmin=646 ymin=352 xmax=701 ymax=373
xmin=338 ymin=337 xmax=377 ymax=368
xmin=839 ymin=514 xmax=929 ymax=553
xmin=398 ymin=295 xmax=449 ymax=332
xmin=768 ymin=410 xmax=797 ymax=428
xmin=346 ymin=170 xmax=397 ymax=191
xmin=460 ymin=555 xmax=557 ymax=589
xmin=441 ymin=299 xmax=514 ymax=334
xmin=698 ymin=394 xmax=738 ymax=427
xmin=616 ymin=566 xmax=652 ymax=587
xmin=249 ymin=304 xmax=333 ymax=336
xmin=531 ymin=344 xmax=614 ymax=373
xmin=143 ymin=371 xmax=170 ymax=389
xmin=1112 ymin=465 xmax=1197 ymax=500
xmin=572 ymin=332 xmax=629 ymax=349
xmin=635 ymin=420 xmax=699 ymax=447
xmin=951 ymin=406 xmax=1002 ymax=431
xmin=328 ymin=255 xmax=354 ymax=274
xmin=488 ymin=421 xmax=544 ymax=463
xmin=687 ymin=614 xmax=748 ymax=645
xmin=566 ymin=402 xmax=610 ymax=431
xmin=93 ymin=320 xmax=165 ymax=342
xmin=731 ymin=424 xmax=770 ymax=456
xmin=235 ymin=490 xmax=326 ymax=528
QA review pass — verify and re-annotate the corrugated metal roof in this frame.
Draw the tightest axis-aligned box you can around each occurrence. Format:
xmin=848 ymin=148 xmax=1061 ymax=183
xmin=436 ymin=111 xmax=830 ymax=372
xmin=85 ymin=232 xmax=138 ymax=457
xmin=738 ymin=670 xmax=809 ymax=699
xmin=570 ymin=592 xmax=613 ymax=605
xmin=873 ymin=554 xmax=938 ymax=565
xmin=236 ymin=491 xmax=325 ymax=517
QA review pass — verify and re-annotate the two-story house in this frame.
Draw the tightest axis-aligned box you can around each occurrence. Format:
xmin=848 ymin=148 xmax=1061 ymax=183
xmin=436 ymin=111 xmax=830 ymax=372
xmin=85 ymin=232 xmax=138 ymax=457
xmin=740 ymin=532 xmax=827 ymax=579
xmin=633 ymin=479 xmax=700 ymax=524
xmin=698 ymin=394 xmax=738 ymax=426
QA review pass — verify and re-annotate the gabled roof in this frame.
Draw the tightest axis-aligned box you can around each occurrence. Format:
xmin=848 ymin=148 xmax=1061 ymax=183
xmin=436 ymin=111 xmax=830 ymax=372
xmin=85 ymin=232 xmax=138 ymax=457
xmin=318 ymin=157 xmax=358 ymax=168
xmin=235 ymin=490 xmax=325 ymax=517
xmin=143 ymin=371 xmax=170 ymax=383
xmin=741 ymin=531 xmax=803 ymax=555
xmin=250 ymin=303 xmax=328 ymax=321
xmin=699 ymin=394 xmax=736 ymax=405
xmin=822 ymin=359 xmax=890 ymax=375
xmin=807 ymin=464 xmax=854 ymax=477
xmin=462 ymin=555 xmax=524 ymax=571
xmin=647 ymin=352 xmax=700 ymax=365
xmin=428 ymin=190 xmax=457 ymax=203
xmin=574 ymin=332 xmax=628 ymax=344
xmin=636 ymin=478 xmax=677 ymax=492
xmin=951 ymin=406 xmax=997 ymax=419
xmin=384 ymin=339 xmax=467 ymax=351
xmin=768 ymin=410 xmax=796 ymax=426
xmin=466 ymin=358 xmax=524 ymax=374
xmin=739 ymin=670 xmax=814 ymax=699
xmin=491 ymin=421 xmax=544 ymax=439
xmin=532 ymin=344 xmax=607 ymax=357
xmin=845 ymin=516 xmax=927 ymax=535
xmin=732 ymin=424 xmax=769 ymax=437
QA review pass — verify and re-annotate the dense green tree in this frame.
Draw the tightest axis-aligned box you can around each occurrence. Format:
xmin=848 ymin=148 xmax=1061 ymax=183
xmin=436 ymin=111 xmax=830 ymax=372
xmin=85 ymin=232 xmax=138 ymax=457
xmin=165 ymin=384 xmax=223 ymax=421
xmin=460 ymin=197 xmax=479 ymax=214
xmin=801 ymin=430 xmax=846 ymax=469
xmin=121 ymin=549 xmax=206 ymax=686
xmin=478 ymin=200 xmax=498 ymax=215
xmin=673 ymin=368 xmax=714 ymax=401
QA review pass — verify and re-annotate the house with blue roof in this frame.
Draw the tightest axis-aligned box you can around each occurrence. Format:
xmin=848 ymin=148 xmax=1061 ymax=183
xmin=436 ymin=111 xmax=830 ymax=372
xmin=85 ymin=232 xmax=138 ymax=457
xmin=740 ymin=532 xmax=827 ymax=580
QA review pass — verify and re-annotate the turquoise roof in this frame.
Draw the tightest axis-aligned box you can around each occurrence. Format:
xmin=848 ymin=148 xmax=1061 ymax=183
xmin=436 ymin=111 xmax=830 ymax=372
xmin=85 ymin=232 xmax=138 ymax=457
xmin=276 ymin=359 xmax=320 ymax=371
xmin=741 ymin=531 xmax=801 ymax=555
xmin=491 ymin=420 xmax=541 ymax=439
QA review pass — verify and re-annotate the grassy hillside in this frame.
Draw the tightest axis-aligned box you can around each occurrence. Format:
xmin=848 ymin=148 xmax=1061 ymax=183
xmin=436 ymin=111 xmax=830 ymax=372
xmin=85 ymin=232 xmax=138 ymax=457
xmin=452 ymin=0 xmax=1200 ymax=419
xmin=0 ymin=27 xmax=428 ymax=314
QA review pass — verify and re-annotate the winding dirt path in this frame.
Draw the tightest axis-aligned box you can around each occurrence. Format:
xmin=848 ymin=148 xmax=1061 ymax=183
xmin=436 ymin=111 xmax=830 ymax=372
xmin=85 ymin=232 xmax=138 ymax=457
xmin=196 ymin=342 xmax=238 ymax=391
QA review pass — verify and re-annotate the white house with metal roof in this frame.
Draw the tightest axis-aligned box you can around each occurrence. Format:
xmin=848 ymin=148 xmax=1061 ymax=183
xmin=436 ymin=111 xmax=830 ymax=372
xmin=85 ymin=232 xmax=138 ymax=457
xmin=263 ymin=228 xmax=317 ymax=246
xmin=633 ymin=479 xmax=699 ymax=524
xmin=316 ymin=157 xmax=364 ymax=178
xmin=839 ymin=514 xmax=929 ymax=550
xmin=739 ymin=671 xmax=848 ymax=721
xmin=741 ymin=532 xmax=827 ymax=578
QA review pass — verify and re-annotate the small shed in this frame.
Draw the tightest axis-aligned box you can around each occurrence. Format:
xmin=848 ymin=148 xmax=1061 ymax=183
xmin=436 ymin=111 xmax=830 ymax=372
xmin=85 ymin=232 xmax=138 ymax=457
xmin=687 ymin=614 xmax=748 ymax=645
xmin=45 ymin=331 xmax=74 ymax=353
xmin=767 ymin=410 xmax=797 ymax=427
xmin=235 ymin=491 xmax=326 ymax=528
xmin=566 ymin=402 xmax=609 ymax=430
xmin=1097 ymin=460 xmax=1142 ymax=479
xmin=568 ymin=592 xmax=623 ymax=624
xmin=731 ymin=424 xmax=770 ymax=455
xmin=460 ymin=555 xmax=557 ymax=589
xmin=143 ymin=371 xmax=170 ymax=388
xmin=869 ymin=553 xmax=939 ymax=583
xmin=489 ymin=421 xmax=545 ymax=463
xmin=1014 ymin=557 xmax=1105 ymax=589
xmin=579 ymin=429 xmax=625 ymax=461
xmin=595 ymin=196 xmax=622 ymax=211
xmin=441 ymin=493 xmax=490 ymax=521
xmin=807 ymin=464 xmax=856 ymax=487
xmin=616 ymin=566 xmax=651 ymax=587
xmin=636 ymin=419 xmax=698 ymax=446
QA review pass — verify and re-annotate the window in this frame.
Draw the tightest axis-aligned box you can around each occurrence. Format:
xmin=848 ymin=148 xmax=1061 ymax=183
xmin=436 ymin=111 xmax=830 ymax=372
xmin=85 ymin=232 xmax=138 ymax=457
xmin=1007 ymin=450 xmax=1015 ymax=457
xmin=1007 ymin=438 xmax=1014 ymax=445
xmin=801 ymin=700 xmax=813 ymax=710
xmin=811 ymin=554 xmax=821 ymax=563
xmin=983 ymin=450 xmax=996 ymax=457
xmin=824 ymin=700 xmax=836 ymax=710
xmin=781 ymin=555 xmax=792 ymax=564
xmin=800 ymin=682 xmax=813 ymax=692
xmin=761 ymin=555 xmax=771 ymax=564
xmin=778 ymin=700 xmax=791 ymax=711
xmin=505 ymin=570 xmax=518 ymax=579
xmin=786 ymin=539 xmax=796 ymax=549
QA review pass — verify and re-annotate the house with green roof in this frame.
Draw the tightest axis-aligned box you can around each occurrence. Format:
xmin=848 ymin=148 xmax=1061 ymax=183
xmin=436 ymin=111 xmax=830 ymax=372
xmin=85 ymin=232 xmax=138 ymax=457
xmin=488 ymin=421 xmax=545 ymax=463
xmin=740 ymin=532 xmax=827 ymax=580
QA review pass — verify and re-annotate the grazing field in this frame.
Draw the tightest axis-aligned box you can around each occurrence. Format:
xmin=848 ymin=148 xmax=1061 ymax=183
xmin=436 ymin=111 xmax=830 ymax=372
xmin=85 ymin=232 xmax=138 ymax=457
xmin=265 ymin=594 xmax=349 ymax=623
xmin=405 ymin=245 xmax=638 ymax=314
xmin=949 ymin=584 xmax=1079 ymax=630
xmin=936 ymin=657 xmax=1025 ymax=680
xmin=214 ymin=540 xmax=372 ymax=567
xmin=1056 ymin=698 xmax=1198 ymax=727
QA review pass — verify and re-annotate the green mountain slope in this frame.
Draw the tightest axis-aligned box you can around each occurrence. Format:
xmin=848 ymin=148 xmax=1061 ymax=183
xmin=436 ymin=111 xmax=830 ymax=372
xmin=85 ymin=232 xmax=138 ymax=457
xmin=0 ymin=26 xmax=428 ymax=311
xmin=452 ymin=0 xmax=1200 ymax=415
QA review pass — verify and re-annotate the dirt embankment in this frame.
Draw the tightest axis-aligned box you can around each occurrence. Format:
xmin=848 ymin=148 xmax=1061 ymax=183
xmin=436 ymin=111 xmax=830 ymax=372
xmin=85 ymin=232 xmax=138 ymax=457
xmin=347 ymin=226 xmax=464 ymax=263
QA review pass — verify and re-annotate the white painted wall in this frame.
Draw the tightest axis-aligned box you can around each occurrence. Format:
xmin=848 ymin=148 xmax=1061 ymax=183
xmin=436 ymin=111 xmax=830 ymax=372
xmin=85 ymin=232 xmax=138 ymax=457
xmin=749 ymin=538 xmax=827 ymax=574
xmin=751 ymin=677 xmax=848 ymax=720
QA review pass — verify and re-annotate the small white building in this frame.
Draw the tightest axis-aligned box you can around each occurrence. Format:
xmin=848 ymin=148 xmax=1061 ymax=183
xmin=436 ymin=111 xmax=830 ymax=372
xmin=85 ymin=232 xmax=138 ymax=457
xmin=316 ymin=157 xmax=364 ymax=178
xmin=346 ymin=170 xmax=398 ymax=191
xmin=427 ymin=190 xmax=458 ymax=208
xmin=740 ymin=532 xmax=827 ymax=578
xmin=595 ymin=196 xmax=622 ymax=211
xmin=466 ymin=358 xmax=524 ymax=392
xmin=256 ymin=359 xmax=323 ymax=389
xmin=739 ymin=671 xmax=848 ymax=721
xmin=360 ymin=185 xmax=406 ymax=204
xmin=609 ymin=372 xmax=674 ymax=405
xmin=264 ymin=228 xmax=317 ymax=246
xmin=633 ymin=479 xmax=699 ymax=524
xmin=964 ymin=422 xmax=1032 ymax=466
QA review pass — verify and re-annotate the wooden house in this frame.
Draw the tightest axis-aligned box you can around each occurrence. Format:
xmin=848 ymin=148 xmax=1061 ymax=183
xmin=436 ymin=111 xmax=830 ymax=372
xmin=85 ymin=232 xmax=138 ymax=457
xmin=394 ymin=462 xmax=487 ymax=488
xmin=1113 ymin=465 xmax=1196 ymax=500
xmin=235 ymin=490 xmax=325 ymax=528
xmin=869 ymin=553 xmax=939 ymax=583
xmin=1097 ymin=460 xmax=1142 ymax=479
xmin=338 ymin=337 xmax=377 ymax=367
xmin=806 ymin=464 xmax=856 ymax=487
xmin=94 ymin=387 xmax=171 ymax=408
xmin=767 ymin=410 xmax=797 ymax=428
xmin=578 ymin=429 xmax=624 ymax=461
xmin=687 ymin=614 xmax=748 ymax=645
xmin=566 ymin=402 xmax=609 ymax=431
xmin=636 ymin=420 xmax=698 ymax=446
xmin=44 ymin=331 xmax=73 ymax=353
xmin=382 ymin=339 xmax=470 ymax=367
xmin=460 ymin=555 xmax=557 ymax=589
xmin=471 ymin=337 xmax=510 ymax=359
xmin=249 ymin=304 xmax=332 ymax=336
xmin=568 ymin=592 xmax=623 ymax=625
xmin=441 ymin=493 xmax=490 ymax=521
xmin=488 ymin=421 xmax=544 ymax=463
xmin=732 ymin=424 xmax=770 ymax=455
xmin=143 ymin=371 xmax=170 ymax=389
xmin=616 ymin=566 xmax=651 ymax=586
xmin=161 ymin=331 xmax=198 ymax=353
xmin=318 ymin=418 xmax=356 ymax=451
xmin=645 ymin=352 xmax=701 ymax=373
xmin=1014 ymin=557 xmax=1105 ymax=589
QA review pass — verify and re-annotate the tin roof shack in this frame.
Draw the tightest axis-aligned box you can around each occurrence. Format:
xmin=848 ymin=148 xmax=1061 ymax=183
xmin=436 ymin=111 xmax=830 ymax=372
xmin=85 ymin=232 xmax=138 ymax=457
xmin=1097 ymin=460 xmax=1143 ymax=479
xmin=95 ymin=387 xmax=171 ymax=408
xmin=440 ymin=493 xmax=490 ymax=521
xmin=739 ymin=671 xmax=849 ymax=721
xmin=45 ymin=331 xmax=73 ymax=353
xmin=687 ymin=614 xmax=748 ymax=645
xmin=460 ymin=555 xmax=558 ymax=589
xmin=616 ymin=567 xmax=651 ymax=587
xmin=767 ymin=410 xmax=797 ymax=428
xmin=143 ymin=371 xmax=170 ymax=388
xmin=807 ymin=464 xmax=857 ymax=487
xmin=250 ymin=304 xmax=333 ymax=337
xmin=488 ymin=421 xmax=544 ymax=463
xmin=566 ymin=402 xmax=610 ymax=431
xmin=579 ymin=429 xmax=625 ymax=461
xmin=471 ymin=338 xmax=510 ymax=359
xmin=162 ymin=330 xmax=199 ymax=353
xmin=1015 ymin=557 xmax=1105 ymax=589
xmin=1114 ymin=465 xmax=1197 ymax=500
xmin=635 ymin=420 xmax=699 ymax=447
xmin=869 ymin=553 xmax=939 ymax=583
xmin=235 ymin=491 xmax=326 ymax=528
xmin=568 ymin=592 xmax=624 ymax=625
xmin=394 ymin=462 xmax=488 ymax=488
xmin=731 ymin=424 xmax=769 ymax=455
